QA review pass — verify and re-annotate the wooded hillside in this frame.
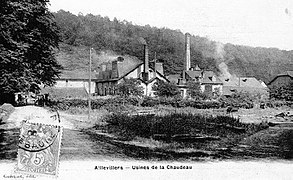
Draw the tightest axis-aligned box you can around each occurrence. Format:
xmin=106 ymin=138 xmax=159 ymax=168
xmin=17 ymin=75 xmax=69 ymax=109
xmin=53 ymin=10 xmax=293 ymax=83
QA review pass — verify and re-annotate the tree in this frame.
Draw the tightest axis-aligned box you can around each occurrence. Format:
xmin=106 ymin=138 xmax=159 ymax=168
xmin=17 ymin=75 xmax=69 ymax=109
xmin=186 ymin=81 xmax=202 ymax=99
xmin=116 ymin=78 xmax=144 ymax=97
xmin=152 ymin=80 xmax=180 ymax=97
xmin=53 ymin=10 xmax=82 ymax=45
xmin=0 ymin=0 xmax=62 ymax=102
xmin=269 ymin=82 xmax=293 ymax=101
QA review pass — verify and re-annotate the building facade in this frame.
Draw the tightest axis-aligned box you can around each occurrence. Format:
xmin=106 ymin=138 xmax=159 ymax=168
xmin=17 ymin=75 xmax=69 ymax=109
xmin=167 ymin=33 xmax=224 ymax=98
xmin=268 ymin=71 xmax=293 ymax=89
xmin=220 ymin=76 xmax=269 ymax=97
xmin=95 ymin=44 xmax=168 ymax=96
xmin=55 ymin=71 xmax=96 ymax=94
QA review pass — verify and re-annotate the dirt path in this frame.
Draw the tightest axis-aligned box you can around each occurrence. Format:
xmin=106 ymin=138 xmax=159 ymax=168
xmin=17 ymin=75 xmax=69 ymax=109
xmin=59 ymin=112 xmax=131 ymax=161
xmin=0 ymin=106 xmax=132 ymax=161
xmin=60 ymin=129 xmax=131 ymax=161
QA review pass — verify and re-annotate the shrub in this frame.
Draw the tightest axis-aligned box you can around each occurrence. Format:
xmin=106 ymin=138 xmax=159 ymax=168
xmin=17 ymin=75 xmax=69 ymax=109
xmin=116 ymin=78 xmax=144 ymax=97
xmin=269 ymin=82 xmax=293 ymax=101
xmin=49 ymin=96 xmax=140 ymax=111
xmin=140 ymin=96 xmax=160 ymax=107
xmin=140 ymin=96 xmax=250 ymax=109
xmin=104 ymin=112 xmax=268 ymax=140
xmin=186 ymin=81 xmax=202 ymax=99
xmin=219 ymin=92 xmax=254 ymax=109
xmin=264 ymin=100 xmax=293 ymax=108
xmin=49 ymin=92 xmax=255 ymax=111
xmin=152 ymin=80 xmax=181 ymax=97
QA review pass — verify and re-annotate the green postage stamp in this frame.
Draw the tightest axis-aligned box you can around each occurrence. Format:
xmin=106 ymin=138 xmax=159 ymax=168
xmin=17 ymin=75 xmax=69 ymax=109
xmin=15 ymin=121 xmax=63 ymax=177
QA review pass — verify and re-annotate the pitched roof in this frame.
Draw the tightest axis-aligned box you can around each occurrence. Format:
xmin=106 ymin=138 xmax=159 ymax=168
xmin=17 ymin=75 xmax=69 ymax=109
xmin=202 ymin=71 xmax=223 ymax=84
xmin=117 ymin=56 xmax=143 ymax=78
xmin=204 ymin=70 xmax=214 ymax=77
xmin=219 ymin=76 xmax=266 ymax=88
xmin=268 ymin=70 xmax=293 ymax=85
xmin=202 ymin=77 xmax=223 ymax=84
xmin=138 ymin=76 xmax=169 ymax=85
xmin=276 ymin=70 xmax=293 ymax=77
xmin=96 ymin=55 xmax=143 ymax=81
xmin=287 ymin=71 xmax=293 ymax=77
xmin=167 ymin=74 xmax=181 ymax=83
xmin=167 ymin=70 xmax=223 ymax=85
xmin=58 ymin=70 xmax=97 ymax=80
xmin=259 ymin=80 xmax=268 ymax=88
xmin=41 ymin=87 xmax=88 ymax=98
xmin=150 ymin=69 xmax=170 ymax=83
xmin=222 ymin=86 xmax=269 ymax=96
xmin=185 ymin=70 xmax=202 ymax=79
xmin=220 ymin=77 xmax=268 ymax=95
xmin=239 ymin=77 xmax=266 ymax=87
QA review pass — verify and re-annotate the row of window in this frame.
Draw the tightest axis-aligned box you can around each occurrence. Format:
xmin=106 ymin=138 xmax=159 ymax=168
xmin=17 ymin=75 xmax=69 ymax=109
xmin=96 ymin=86 xmax=116 ymax=96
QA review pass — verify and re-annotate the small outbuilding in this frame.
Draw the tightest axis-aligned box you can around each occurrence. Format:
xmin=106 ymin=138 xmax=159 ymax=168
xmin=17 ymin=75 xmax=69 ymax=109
xmin=268 ymin=71 xmax=293 ymax=89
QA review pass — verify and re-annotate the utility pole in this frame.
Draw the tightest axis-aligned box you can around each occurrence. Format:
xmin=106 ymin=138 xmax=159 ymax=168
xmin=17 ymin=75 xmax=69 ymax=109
xmin=154 ymin=52 xmax=157 ymax=78
xmin=88 ymin=48 xmax=92 ymax=121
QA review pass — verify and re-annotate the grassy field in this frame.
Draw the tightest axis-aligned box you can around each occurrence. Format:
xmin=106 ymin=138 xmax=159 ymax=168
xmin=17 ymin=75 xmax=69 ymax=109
xmin=83 ymin=105 xmax=292 ymax=160
xmin=1 ymin=103 xmax=292 ymax=162
xmin=44 ymin=102 xmax=293 ymax=161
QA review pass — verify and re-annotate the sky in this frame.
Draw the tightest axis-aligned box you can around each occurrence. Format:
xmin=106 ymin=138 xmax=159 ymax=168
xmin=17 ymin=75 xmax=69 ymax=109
xmin=49 ymin=0 xmax=293 ymax=51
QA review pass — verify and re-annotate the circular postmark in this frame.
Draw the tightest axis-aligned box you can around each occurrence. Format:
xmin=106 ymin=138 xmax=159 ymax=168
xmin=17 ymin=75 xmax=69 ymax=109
xmin=19 ymin=122 xmax=60 ymax=152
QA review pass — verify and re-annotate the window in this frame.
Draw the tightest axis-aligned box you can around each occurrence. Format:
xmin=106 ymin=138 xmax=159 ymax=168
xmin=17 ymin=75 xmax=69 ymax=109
xmin=180 ymin=90 xmax=184 ymax=97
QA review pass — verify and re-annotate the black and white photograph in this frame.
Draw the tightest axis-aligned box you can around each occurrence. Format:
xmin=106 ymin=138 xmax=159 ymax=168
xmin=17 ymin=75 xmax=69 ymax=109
xmin=0 ymin=0 xmax=293 ymax=179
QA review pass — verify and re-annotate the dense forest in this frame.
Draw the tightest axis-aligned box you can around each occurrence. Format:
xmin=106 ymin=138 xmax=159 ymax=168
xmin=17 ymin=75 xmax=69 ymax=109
xmin=53 ymin=10 xmax=293 ymax=83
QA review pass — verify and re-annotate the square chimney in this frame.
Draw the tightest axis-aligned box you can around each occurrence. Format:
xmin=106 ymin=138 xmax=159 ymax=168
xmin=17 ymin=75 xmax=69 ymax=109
xmin=185 ymin=33 xmax=191 ymax=71
xmin=142 ymin=44 xmax=149 ymax=81
xmin=183 ymin=33 xmax=191 ymax=81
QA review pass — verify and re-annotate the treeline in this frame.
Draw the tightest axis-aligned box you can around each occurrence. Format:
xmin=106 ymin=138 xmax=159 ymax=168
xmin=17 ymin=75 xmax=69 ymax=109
xmin=53 ymin=10 xmax=293 ymax=83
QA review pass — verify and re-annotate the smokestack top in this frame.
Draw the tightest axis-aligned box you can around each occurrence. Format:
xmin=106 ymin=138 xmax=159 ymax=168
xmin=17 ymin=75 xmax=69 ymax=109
xmin=143 ymin=42 xmax=149 ymax=81
xmin=185 ymin=32 xmax=191 ymax=71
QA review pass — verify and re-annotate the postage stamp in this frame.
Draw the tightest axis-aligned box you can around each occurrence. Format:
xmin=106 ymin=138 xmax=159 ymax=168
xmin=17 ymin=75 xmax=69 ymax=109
xmin=15 ymin=121 xmax=63 ymax=177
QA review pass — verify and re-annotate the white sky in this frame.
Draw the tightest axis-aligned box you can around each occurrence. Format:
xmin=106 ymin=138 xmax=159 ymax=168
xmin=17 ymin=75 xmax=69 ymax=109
xmin=49 ymin=0 xmax=293 ymax=50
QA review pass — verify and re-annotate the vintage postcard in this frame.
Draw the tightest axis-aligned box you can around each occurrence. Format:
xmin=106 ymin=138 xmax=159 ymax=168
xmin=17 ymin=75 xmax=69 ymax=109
xmin=0 ymin=0 xmax=293 ymax=179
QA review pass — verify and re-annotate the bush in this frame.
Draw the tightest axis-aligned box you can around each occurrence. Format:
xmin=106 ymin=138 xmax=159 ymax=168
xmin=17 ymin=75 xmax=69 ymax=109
xmin=264 ymin=100 xmax=293 ymax=108
xmin=116 ymin=78 xmax=144 ymax=97
xmin=49 ymin=96 xmax=140 ymax=111
xmin=269 ymin=82 xmax=293 ymax=101
xmin=219 ymin=92 xmax=254 ymax=109
xmin=104 ymin=112 xmax=268 ymax=140
xmin=49 ymin=92 xmax=255 ymax=111
xmin=152 ymin=80 xmax=181 ymax=97
xmin=140 ymin=96 xmax=252 ymax=109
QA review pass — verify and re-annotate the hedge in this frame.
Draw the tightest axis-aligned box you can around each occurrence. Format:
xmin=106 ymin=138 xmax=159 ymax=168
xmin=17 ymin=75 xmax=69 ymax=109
xmin=49 ymin=95 xmax=255 ymax=111
xmin=49 ymin=96 xmax=139 ymax=111
xmin=102 ymin=112 xmax=269 ymax=140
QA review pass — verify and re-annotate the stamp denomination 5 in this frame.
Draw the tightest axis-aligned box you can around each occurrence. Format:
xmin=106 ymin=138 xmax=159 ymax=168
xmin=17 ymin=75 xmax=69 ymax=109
xmin=16 ymin=121 xmax=63 ymax=177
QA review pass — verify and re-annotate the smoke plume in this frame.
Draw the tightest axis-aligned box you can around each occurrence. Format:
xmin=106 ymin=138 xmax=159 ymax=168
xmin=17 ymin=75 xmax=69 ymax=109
xmin=218 ymin=62 xmax=231 ymax=79
xmin=214 ymin=42 xmax=225 ymax=60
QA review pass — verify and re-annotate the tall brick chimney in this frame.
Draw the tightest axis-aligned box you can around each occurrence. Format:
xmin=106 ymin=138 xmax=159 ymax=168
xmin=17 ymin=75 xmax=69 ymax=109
xmin=183 ymin=33 xmax=191 ymax=81
xmin=185 ymin=33 xmax=191 ymax=71
xmin=143 ymin=44 xmax=149 ymax=81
